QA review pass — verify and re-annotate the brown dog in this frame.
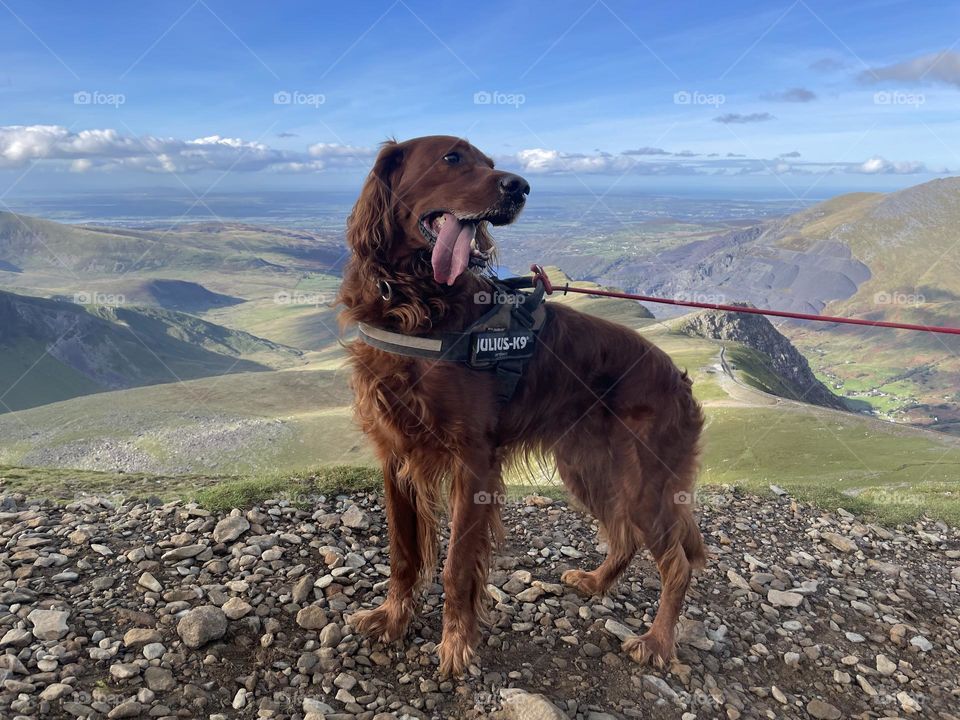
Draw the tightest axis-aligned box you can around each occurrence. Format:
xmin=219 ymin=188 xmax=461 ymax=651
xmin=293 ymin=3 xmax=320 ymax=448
xmin=338 ymin=135 xmax=705 ymax=676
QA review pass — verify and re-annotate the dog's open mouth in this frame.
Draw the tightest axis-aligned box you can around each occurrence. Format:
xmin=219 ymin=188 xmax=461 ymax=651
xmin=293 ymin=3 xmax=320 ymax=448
xmin=419 ymin=211 xmax=494 ymax=286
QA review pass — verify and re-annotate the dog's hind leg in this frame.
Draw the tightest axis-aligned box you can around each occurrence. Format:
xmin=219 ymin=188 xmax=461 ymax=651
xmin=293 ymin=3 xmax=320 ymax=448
xmin=351 ymin=456 xmax=437 ymax=642
xmin=623 ymin=454 xmax=704 ymax=667
xmin=556 ymin=431 xmax=640 ymax=596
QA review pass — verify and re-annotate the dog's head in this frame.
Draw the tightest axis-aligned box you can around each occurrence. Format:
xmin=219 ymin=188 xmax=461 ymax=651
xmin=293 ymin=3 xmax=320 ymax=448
xmin=347 ymin=135 xmax=530 ymax=286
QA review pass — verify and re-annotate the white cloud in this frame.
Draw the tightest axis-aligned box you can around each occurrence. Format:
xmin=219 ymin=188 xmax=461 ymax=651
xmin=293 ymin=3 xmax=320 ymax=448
xmin=0 ymin=125 xmax=943 ymax=179
xmin=856 ymin=156 xmax=928 ymax=174
xmin=0 ymin=125 xmax=372 ymax=174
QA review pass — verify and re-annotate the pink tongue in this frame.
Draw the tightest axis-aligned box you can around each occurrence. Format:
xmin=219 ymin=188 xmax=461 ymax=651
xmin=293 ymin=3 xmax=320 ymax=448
xmin=431 ymin=213 xmax=474 ymax=285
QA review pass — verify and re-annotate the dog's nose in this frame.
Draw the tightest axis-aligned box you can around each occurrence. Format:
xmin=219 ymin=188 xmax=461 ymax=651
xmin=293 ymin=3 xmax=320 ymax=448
xmin=499 ymin=173 xmax=530 ymax=198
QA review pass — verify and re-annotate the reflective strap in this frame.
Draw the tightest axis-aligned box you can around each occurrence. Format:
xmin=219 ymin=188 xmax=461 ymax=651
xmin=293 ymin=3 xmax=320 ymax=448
xmin=358 ymin=323 xmax=443 ymax=353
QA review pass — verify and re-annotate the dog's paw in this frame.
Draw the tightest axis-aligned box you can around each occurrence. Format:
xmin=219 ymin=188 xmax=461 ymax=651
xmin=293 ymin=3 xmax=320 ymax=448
xmin=349 ymin=603 xmax=410 ymax=644
xmin=437 ymin=630 xmax=476 ymax=678
xmin=561 ymin=568 xmax=603 ymax=596
xmin=623 ymin=630 xmax=675 ymax=668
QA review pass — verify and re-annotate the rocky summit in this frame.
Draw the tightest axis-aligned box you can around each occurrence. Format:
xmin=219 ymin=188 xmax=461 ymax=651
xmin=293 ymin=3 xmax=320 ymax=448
xmin=0 ymin=488 xmax=958 ymax=719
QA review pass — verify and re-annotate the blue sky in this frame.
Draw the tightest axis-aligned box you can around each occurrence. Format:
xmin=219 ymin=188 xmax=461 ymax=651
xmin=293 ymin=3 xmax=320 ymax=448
xmin=1 ymin=0 xmax=959 ymax=197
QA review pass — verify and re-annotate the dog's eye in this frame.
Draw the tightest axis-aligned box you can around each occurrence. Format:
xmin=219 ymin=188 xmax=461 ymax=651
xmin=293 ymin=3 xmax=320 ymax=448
xmin=443 ymin=152 xmax=461 ymax=165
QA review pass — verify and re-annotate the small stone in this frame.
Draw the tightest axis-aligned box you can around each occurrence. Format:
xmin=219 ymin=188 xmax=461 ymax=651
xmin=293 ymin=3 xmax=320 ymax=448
xmin=108 ymin=701 xmax=144 ymax=719
xmin=161 ymin=544 xmax=205 ymax=561
xmin=110 ymin=662 xmax=141 ymax=680
xmin=820 ymin=532 xmax=857 ymax=553
xmin=897 ymin=691 xmax=921 ymax=714
xmin=138 ymin=572 xmax=163 ymax=593
xmin=856 ymin=674 xmax=877 ymax=696
xmin=143 ymin=642 xmax=165 ymax=660
xmin=500 ymin=688 xmax=568 ymax=720
xmin=177 ymin=605 xmax=228 ymax=649
xmin=909 ymin=634 xmax=932 ymax=652
xmin=0 ymin=629 xmax=32 ymax=647
xmin=319 ymin=623 xmax=342 ymax=648
xmin=603 ymin=619 xmax=636 ymax=642
xmin=334 ymin=672 xmax=357 ymax=691
xmin=213 ymin=514 xmax=250 ymax=543
xmin=222 ymin=597 xmax=253 ymax=620
xmin=806 ymin=698 xmax=841 ymax=719
xmin=767 ymin=589 xmax=803 ymax=608
xmin=303 ymin=698 xmax=335 ymax=715
xmin=123 ymin=628 xmax=161 ymax=647
xmin=516 ymin=586 xmax=545 ymax=602
xmin=292 ymin=574 xmax=314 ymax=604
xmin=40 ymin=683 xmax=72 ymax=701
xmin=727 ymin=569 xmax=750 ymax=590
xmin=876 ymin=654 xmax=897 ymax=675
xmin=341 ymin=505 xmax=369 ymax=529
xmin=144 ymin=667 xmax=176 ymax=692
xmin=297 ymin=605 xmax=329 ymax=630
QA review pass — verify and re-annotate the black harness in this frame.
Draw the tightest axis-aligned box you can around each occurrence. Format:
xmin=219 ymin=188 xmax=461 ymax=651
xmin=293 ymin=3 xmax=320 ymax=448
xmin=357 ymin=276 xmax=550 ymax=404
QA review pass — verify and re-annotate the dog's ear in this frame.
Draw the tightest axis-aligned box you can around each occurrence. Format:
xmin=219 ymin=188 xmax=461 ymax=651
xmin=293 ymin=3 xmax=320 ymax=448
xmin=346 ymin=140 xmax=403 ymax=260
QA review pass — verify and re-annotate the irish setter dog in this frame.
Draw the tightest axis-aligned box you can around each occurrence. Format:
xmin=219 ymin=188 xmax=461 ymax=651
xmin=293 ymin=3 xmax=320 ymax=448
xmin=338 ymin=135 xmax=705 ymax=676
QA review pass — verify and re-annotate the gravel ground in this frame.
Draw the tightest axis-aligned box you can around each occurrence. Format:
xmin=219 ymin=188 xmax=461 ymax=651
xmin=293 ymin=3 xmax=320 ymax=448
xmin=1 ymin=487 xmax=958 ymax=719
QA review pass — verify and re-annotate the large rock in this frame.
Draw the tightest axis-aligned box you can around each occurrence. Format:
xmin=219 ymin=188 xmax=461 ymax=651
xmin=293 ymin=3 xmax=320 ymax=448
xmin=821 ymin=532 xmax=858 ymax=553
xmin=767 ymin=589 xmax=804 ymax=608
xmin=341 ymin=505 xmax=369 ymax=529
xmin=213 ymin=515 xmax=250 ymax=543
xmin=27 ymin=609 xmax=70 ymax=640
xmin=177 ymin=606 xmax=227 ymax=648
xmin=144 ymin=667 xmax=176 ymax=692
xmin=806 ymin=699 xmax=841 ymax=719
xmin=500 ymin=688 xmax=569 ymax=720
xmin=297 ymin=605 xmax=329 ymax=630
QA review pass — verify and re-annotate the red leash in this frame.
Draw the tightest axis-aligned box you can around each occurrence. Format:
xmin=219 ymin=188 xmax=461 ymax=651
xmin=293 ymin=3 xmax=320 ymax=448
xmin=529 ymin=265 xmax=960 ymax=337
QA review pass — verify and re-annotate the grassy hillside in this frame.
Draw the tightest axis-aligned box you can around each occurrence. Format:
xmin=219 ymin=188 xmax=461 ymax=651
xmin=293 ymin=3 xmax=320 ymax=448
xmin=1 ymin=287 xmax=957 ymax=524
xmin=0 ymin=212 xmax=345 ymax=276
xmin=0 ymin=289 xmax=303 ymax=412
xmin=768 ymin=178 xmax=960 ymax=429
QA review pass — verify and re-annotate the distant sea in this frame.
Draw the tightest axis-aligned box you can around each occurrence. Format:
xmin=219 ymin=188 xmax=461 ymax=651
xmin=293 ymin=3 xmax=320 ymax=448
xmin=3 ymin=189 xmax=819 ymax=231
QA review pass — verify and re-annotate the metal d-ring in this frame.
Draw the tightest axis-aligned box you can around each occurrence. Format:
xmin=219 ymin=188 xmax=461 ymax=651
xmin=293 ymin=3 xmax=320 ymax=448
xmin=377 ymin=279 xmax=393 ymax=302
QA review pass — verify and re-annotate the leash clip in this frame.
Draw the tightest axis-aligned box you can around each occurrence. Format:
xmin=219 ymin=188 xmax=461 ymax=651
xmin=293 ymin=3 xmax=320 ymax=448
xmin=529 ymin=264 xmax=554 ymax=294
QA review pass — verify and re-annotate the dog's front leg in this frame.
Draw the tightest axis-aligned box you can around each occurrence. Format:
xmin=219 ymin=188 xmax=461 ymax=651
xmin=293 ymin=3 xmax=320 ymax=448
xmin=352 ymin=456 xmax=437 ymax=642
xmin=437 ymin=449 xmax=502 ymax=677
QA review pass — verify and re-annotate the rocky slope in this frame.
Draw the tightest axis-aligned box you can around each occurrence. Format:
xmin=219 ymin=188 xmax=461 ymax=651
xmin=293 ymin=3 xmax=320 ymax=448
xmin=679 ymin=308 xmax=848 ymax=411
xmin=0 ymin=487 xmax=957 ymax=719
